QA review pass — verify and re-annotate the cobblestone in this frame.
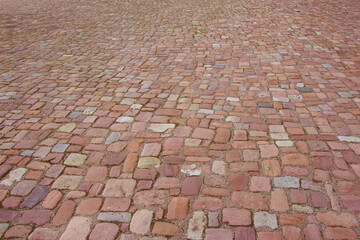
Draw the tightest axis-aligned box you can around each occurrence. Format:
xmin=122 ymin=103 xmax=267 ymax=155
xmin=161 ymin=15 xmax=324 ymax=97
xmin=0 ymin=0 xmax=359 ymax=238
xmin=97 ymin=212 xmax=132 ymax=222
xmin=130 ymin=209 xmax=153 ymax=234
xmin=254 ymin=212 xmax=278 ymax=230
xmin=273 ymin=176 xmax=300 ymax=188
xmin=187 ymin=211 xmax=206 ymax=240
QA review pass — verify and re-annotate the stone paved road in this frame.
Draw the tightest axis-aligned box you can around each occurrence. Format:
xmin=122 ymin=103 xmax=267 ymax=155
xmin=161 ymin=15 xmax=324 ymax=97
xmin=0 ymin=0 xmax=360 ymax=239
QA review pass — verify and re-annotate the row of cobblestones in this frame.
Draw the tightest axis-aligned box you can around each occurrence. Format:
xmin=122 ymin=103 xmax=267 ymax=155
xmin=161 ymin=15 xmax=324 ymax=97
xmin=1 ymin=0 xmax=360 ymax=239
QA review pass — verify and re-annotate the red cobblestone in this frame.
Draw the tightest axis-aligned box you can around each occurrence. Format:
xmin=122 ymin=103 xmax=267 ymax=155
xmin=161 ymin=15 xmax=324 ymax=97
xmin=222 ymin=208 xmax=251 ymax=226
xmin=76 ymin=198 xmax=102 ymax=215
xmin=1 ymin=0 xmax=359 ymax=238
xmin=52 ymin=200 xmax=76 ymax=226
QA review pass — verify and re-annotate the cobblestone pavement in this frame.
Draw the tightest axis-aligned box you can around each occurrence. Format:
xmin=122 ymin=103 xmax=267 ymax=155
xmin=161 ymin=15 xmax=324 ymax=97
xmin=0 ymin=0 xmax=360 ymax=239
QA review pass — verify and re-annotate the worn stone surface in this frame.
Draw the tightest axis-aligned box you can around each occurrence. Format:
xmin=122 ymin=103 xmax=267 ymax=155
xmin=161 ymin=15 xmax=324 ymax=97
xmin=105 ymin=132 xmax=121 ymax=145
xmin=0 ymin=224 xmax=9 ymax=238
xmin=222 ymin=208 xmax=251 ymax=226
xmin=97 ymin=212 xmax=132 ymax=222
xmin=21 ymin=186 xmax=50 ymax=208
xmin=181 ymin=177 xmax=202 ymax=195
xmin=19 ymin=209 xmax=53 ymax=225
xmin=0 ymin=210 xmax=21 ymax=222
xmin=192 ymin=197 xmax=223 ymax=210
xmin=138 ymin=157 xmax=161 ymax=168
xmin=235 ymin=227 xmax=256 ymax=240
xmin=0 ymin=165 xmax=12 ymax=179
xmin=52 ymin=175 xmax=83 ymax=190
xmin=130 ymin=209 xmax=153 ymax=234
xmin=149 ymin=124 xmax=175 ymax=133
xmin=166 ymin=197 xmax=189 ymax=220
xmin=59 ymin=123 xmax=76 ymax=132
xmin=152 ymin=222 xmax=180 ymax=236
xmin=102 ymin=198 xmax=131 ymax=212
xmin=273 ymin=176 xmax=300 ymax=188
xmin=89 ymin=223 xmax=119 ymax=240
xmin=187 ymin=211 xmax=207 ymax=239
xmin=28 ymin=228 xmax=58 ymax=240
xmin=52 ymin=200 xmax=76 ymax=226
xmin=102 ymin=179 xmax=136 ymax=198
xmin=64 ymin=153 xmax=87 ymax=166
xmin=133 ymin=190 xmax=167 ymax=206
xmin=76 ymin=198 xmax=102 ymax=215
xmin=60 ymin=217 xmax=92 ymax=240
xmin=254 ymin=212 xmax=278 ymax=230
xmin=316 ymin=212 xmax=358 ymax=228
xmin=205 ymin=229 xmax=233 ymax=240
xmin=11 ymin=180 xmax=36 ymax=196
xmin=232 ymin=192 xmax=268 ymax=210
xmin=1 ymin=0 xmax=360 ymax=239
xmin=4 ymin=225 xmax=32 ymax=238
xmin=42 ymin=190 xmax=63 ymax=209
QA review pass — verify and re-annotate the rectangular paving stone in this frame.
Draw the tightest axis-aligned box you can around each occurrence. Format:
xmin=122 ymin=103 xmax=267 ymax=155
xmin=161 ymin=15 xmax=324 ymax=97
xmin=198 ymin=109 xmax=214 ymax=114
xmin=226 ymin=97 xmax=240 ymax=102
xmin=298 ymin=87 xmax=313 ymax=93
xmin=97 ymin=212 xmax=131 ymax=222
xmin=52 ymin=175 xmax=83 ymax=190
xmin=116 ymin=116 xmax=134 ymax=123
xmin=148 ymin=124 xmax=175 ymax=133
xmin=274 ymin=177 xmax=300 ymax=188
xmin=276 ymin=141 xmax=294 ymax=147
xmin=258 ymin=103 xmax=273 ymax=108
xmin=337 ymin=136 xmax=360 ymax=143
xmin=337 ymin=92 xmax=353 ymax=98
